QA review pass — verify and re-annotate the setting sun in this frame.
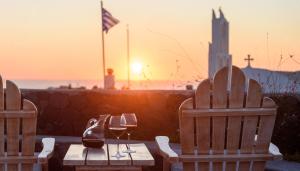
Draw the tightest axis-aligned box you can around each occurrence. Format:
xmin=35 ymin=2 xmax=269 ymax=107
xmin=131 ymin=61 xmax=143 ymax=75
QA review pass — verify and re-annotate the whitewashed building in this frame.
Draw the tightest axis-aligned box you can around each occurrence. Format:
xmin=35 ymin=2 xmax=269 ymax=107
xmin=207 ymin=9 xmax=300 ymax=93
xmin=208 ymin=9 xmax=232 ymax=79
xmin=242 ymin=66 xmax=300 ymax=93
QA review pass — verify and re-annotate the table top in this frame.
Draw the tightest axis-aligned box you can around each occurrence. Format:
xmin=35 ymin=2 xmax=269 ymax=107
xmin=63 ymin=143 xmax=155 ymax=167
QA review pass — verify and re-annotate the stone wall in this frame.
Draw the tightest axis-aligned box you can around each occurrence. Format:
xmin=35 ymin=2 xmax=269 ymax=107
xmin=270 ymin=94 xmax=300 ymax=161
xmin=22 ymin=89 xmax=193 ymax=142
xmin=21 ymin=89 xmax=300 ymax=161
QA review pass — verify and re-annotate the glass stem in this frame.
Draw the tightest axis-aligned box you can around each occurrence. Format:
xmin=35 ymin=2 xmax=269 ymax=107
xmin=127 ymin=133 xmax=131 ymax=141
xmin=127 ymin=133 xmax=131 ymax=149
xmin=117 ymin=137 xmax=120 ymax=154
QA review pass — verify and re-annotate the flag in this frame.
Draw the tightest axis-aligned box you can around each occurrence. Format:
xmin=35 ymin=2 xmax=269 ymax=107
xmin=102 ymin=8 xmax=119 ymax=33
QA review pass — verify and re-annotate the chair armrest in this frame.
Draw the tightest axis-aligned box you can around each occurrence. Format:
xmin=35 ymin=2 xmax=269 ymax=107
xmin=38 ymin=138 xmax=55 ymax=164
xmin=155 ymin=136 xmax=179 ymax=163
xmin=269 ymin=142 xmax=283 ymax=160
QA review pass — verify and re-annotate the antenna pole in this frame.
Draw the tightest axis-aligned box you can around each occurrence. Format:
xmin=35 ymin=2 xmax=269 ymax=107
xmin=127 ymin=24 xmax=130 ymax=88
xmin=266 ymin=32 xmax=270 ymax=69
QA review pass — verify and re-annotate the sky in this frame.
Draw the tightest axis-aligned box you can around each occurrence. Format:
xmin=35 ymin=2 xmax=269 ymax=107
xmin=0 ymin=0 xmax=299 ymax=81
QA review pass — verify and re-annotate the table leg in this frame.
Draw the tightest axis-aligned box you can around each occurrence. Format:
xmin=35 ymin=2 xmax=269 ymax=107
xmin=75 ymin=166 xmax=142 ymax=171
xmin=123 ymin=167 xmax=142 ymax=171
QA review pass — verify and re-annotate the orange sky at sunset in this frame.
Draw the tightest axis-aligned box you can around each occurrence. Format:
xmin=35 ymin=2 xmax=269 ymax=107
xmin=0 ymin=0 xmax=299 ymax=81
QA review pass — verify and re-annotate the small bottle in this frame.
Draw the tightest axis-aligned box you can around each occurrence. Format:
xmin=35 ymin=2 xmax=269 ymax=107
xmin=82 ymin=114 xmax=110 ymax=148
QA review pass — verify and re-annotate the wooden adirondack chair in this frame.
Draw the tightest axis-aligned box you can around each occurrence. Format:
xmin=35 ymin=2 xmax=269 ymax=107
xmin=156 ymin=66 xmax=282 ymax=171
xmin=0 ymin=76 xmax=55 ymax=171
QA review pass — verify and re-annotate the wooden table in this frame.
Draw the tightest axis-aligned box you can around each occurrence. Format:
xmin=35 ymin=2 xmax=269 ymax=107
xmin=63 ymin=143 xmax=155 ymax=171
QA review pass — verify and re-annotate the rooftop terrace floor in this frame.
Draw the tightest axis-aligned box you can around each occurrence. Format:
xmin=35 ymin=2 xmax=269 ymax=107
xmin=36 ymin=135 xmax=300 ymax=171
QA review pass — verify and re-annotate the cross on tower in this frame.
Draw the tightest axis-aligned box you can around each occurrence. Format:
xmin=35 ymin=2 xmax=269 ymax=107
xmin=244 ymin=54 xmax=254 ymax=67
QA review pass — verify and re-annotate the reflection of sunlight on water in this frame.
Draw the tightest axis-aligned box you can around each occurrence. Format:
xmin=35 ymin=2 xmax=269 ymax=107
xmin=11 ymin=79 xmax=202 ymax=90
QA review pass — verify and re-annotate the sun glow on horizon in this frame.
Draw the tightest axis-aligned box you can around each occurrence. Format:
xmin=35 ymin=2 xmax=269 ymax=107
xmin=131 ymin=61 xmax=143 ymax=75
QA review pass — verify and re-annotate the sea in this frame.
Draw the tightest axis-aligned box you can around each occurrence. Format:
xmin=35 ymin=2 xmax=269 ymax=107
xmin=8 ymin=79 xmax=201 ymax=90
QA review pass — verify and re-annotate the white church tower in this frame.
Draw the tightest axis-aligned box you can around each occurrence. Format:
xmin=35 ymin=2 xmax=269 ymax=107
xmin=208 ymin=9 xmax=232 ymax=79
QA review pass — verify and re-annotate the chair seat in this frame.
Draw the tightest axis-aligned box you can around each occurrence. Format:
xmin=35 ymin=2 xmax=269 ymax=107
xmin=170 ymin=161 xmax=287 ymax=171
xmin=33 ymin=163 xmax=42 ymax=171
xmin=171 ymin=162 xmax=182 ymax=171
xmin=2 ymin=163 xmax=41 ymax=171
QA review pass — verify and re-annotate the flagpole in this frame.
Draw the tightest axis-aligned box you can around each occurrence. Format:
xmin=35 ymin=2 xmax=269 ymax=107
xmin=127 ymin=24 xmax=130 ymax=89
xmin=100 ymin=0 xmax=106 ymax=88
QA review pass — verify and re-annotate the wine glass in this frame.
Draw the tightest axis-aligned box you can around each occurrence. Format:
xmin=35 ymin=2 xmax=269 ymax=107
xmin=108 ymin=116 xmax=127 ymax=158
xmin=121 ymin=113 xmax=137 ymax=153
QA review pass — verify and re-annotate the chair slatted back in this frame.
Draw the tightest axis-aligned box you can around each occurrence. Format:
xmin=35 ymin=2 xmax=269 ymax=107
xmin=179 ymin=66 xmax=277 ymax=171
xmin=0 ymin=77 xmax=37 ymax=171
